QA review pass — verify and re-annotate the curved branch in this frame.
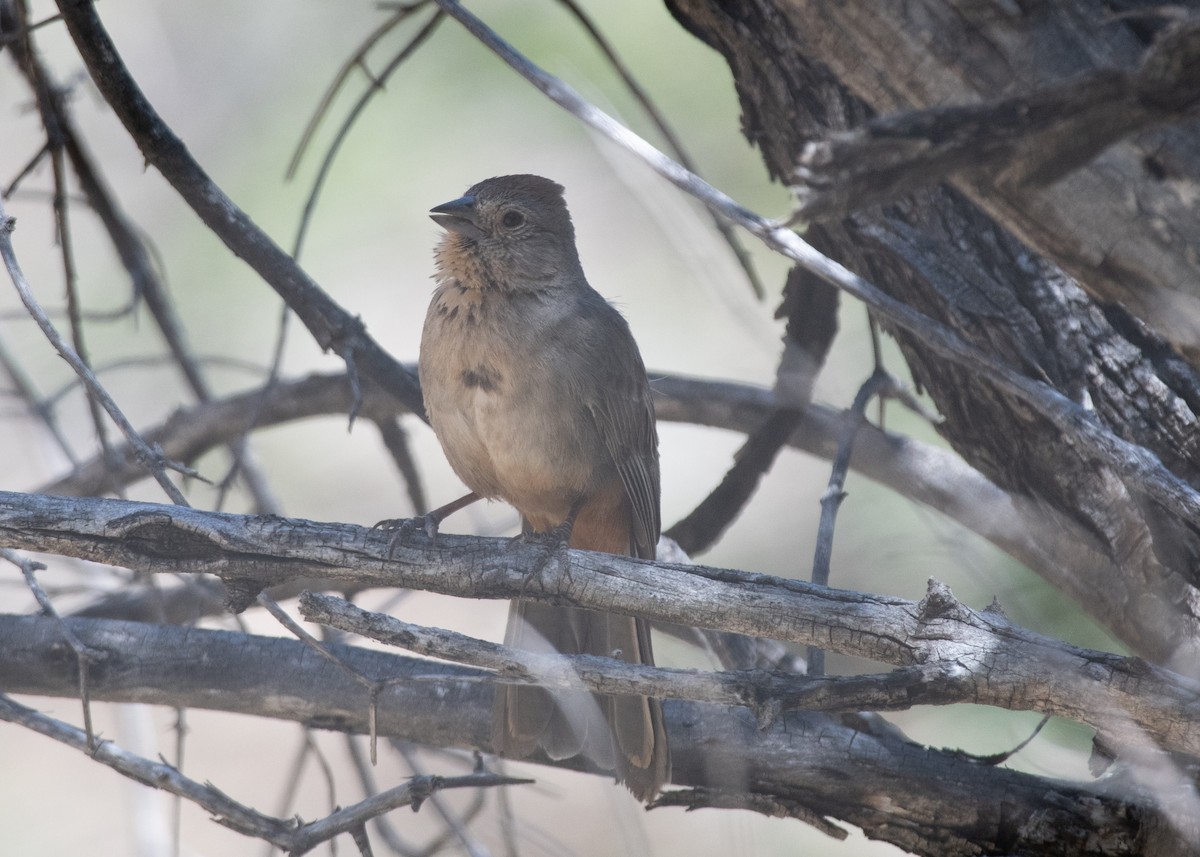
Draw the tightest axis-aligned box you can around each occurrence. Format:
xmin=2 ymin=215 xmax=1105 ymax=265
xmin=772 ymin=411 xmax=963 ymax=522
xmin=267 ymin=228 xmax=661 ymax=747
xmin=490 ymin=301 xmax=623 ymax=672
xmin=0 ymin=691 xmax=525 ymax=855
xmin=39 ymin=368 xmax=1174 ymax=658
xmin=51 ymin=0 xmax=424 ymax=418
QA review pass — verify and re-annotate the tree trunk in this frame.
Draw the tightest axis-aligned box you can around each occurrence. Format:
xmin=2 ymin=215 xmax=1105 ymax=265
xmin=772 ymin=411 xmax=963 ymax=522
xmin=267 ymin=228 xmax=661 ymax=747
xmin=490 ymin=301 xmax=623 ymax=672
xmin=666 ymin=0 xmax=1200 ymax=669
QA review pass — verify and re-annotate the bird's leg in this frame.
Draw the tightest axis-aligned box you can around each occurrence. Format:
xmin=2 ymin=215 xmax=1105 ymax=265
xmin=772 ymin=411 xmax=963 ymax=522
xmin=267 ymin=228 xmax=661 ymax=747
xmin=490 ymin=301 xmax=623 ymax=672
xmin=374 ymin=491 xmax=481 ymax=555
xmin=510 ymin=498 xmax=584 ymax=595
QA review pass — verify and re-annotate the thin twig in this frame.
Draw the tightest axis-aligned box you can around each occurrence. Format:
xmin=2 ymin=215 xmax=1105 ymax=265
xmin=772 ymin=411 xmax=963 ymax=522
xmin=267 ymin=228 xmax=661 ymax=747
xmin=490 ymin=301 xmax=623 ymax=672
xmin=0 ymin=200 xmax=191 ymax=504
xmin=554 ymin=0 xmax=764 ymax=298
xmin=0 ymin=334 xmax=78 ymax=465
xmin=665 ymin=408 xmax=804 ymax=555
xmin=306 ymin=728 xmax=342 ymax=846
xmin=262 ymin=727 xmax=319 ymax=857
xmin=290 ymin=7 xmax=444 ymax=260
xmin=52 ymin=0 xmax=426 ymax=418
xmin=170 ymin=706 xmax=187 ymax=857
xmin=286 ymin=3 xmax=428 ymax=180
xmin=1 ymin=547 xmax=104 ymax=747
xmin=258 ymin=592 xmax=388 ymax=763
xmin=50 ymin=144 xmax=114 ymax=485
xmin=808 ymin=369 xmax=894 ymax=676
xmin=344 ymin=737 xmax=417 ymax=857
xmin=285 ymin=772 xmax=532 ymax=857
xmin=0 ymin=692 xmax=297 ymax=846
xmin=393 ymin=744 xmax=490 ymax=857
xmin=0 ymin=7 xmax=61 ymax=49
xmin=973 ymin=713 xmax=1052 ymax=766
xmin=213 ymin=301 xmax=291 ymax=514
xmin=2 ymin=141 xmax=50 ymax=196
xmin=0 ymin=692 xmax=527 ymax=855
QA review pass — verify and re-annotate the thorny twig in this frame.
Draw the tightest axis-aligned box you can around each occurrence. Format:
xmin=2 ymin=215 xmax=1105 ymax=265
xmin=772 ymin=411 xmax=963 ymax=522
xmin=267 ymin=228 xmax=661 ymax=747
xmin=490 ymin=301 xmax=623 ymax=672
xmin=0 ymin=693 xmax=528 ymax=856
xmin=0 ymin=201 xmax=193 ymax=505
xmin=1 ymin=546 xmax=104 ymax=747
xmin=258 ymin=592 xmax=388 ymax=763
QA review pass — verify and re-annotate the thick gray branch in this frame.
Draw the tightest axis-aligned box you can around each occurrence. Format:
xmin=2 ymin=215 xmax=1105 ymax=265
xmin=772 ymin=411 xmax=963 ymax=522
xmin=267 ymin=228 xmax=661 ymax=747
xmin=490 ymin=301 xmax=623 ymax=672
xmin=41 ymin=369 xmax=1178 ymax=659
xmin=1 ymin=490 xmax=1197 ymax=762
xmin=0 ymin=613 xmax=1161 ymax=855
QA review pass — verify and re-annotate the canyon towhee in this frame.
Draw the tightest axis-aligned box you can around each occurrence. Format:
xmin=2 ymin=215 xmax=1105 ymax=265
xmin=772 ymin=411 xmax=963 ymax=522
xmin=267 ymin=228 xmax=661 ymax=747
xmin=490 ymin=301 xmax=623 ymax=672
xmin=415 ymin=174 xmax=669 ymax=800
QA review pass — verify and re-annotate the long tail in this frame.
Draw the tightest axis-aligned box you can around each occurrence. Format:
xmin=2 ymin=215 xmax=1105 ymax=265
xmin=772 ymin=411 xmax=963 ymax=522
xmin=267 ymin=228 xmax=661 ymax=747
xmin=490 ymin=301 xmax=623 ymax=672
xmin=492 ymin=495 xmax=669 ymax=801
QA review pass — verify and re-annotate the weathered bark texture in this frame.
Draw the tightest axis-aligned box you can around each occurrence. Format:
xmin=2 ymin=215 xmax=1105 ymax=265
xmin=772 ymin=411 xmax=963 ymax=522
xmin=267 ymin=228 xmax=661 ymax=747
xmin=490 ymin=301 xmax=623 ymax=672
xmin=666 ymin=0 xmax=1200 ymax=668
xmin=0 ymin=612 xmax=1158 ymax=856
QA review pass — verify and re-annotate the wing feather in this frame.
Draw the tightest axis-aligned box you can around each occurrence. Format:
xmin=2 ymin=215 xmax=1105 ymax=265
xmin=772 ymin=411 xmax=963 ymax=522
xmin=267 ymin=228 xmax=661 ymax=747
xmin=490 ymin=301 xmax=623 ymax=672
xmin=574 ymin=298 xmax=660 ymax=560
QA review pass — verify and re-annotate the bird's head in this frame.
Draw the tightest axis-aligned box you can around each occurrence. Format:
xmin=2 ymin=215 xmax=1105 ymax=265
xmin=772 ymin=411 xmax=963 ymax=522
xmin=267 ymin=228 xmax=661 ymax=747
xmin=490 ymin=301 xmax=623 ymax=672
xmin=430 ymin=174 xmax=582 ymax=286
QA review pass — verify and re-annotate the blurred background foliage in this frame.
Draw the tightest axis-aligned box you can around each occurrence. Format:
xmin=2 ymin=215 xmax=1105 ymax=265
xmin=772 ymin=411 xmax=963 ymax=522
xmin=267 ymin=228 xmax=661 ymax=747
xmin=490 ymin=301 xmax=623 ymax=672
xmin=1 ymin=1 xmax=1123 ymax=854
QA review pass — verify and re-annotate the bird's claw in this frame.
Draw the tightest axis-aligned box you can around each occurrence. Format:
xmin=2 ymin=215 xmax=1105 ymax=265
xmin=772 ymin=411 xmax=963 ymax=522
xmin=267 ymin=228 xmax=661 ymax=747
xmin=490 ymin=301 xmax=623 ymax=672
xmin=508 ymin=529 xmax=572 ymax=596
xmin=373 ymin=514 xmax=440 ymax=557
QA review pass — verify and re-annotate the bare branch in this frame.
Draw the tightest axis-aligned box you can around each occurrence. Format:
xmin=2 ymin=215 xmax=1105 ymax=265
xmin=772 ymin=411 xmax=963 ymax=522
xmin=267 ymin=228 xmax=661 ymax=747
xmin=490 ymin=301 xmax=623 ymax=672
xmin=289 ymin=7 xmax=444 ymax=260
xmin=283 ymin=771 xmax=531 ymax=857
xmin=2 ymin=490 xmax=1197 ymax=762
xmin=0 ymin=613 xmax=1168 ymax=853
xmin=1 ymin=546 xmax=103 ymax=746
xmin=0 ymin=691 xmax=526 ymax=855
xmin=792 ymin=19 xmax=1200 ymax=219
xmin=664 ymin=408 xmax=804 ymax=555
xmin=50 ymin=0 xmax=425 ymax=419
xmin=0 ymin=692 xmax=299 ymax=846
xmin=808 ymin=369 xmax=898 ymax=676
xmin=38 ymin=372 xmax=368 ymax=498
xmin=296 ymin=591 xmax=1111 ymax=729
xmin=0 ymin=200 xmax=190 ymax=505
xmin=0 ymin=334 xmax=79 ymax=465
xmin=33 ymin=366 xmax=1175 ymax=657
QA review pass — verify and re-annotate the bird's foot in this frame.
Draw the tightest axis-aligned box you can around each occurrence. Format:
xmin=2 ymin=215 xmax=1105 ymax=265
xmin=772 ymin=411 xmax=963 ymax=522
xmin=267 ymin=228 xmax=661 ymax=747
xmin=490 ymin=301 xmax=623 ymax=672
xmin=373 ymin=513 xmax=441 ymax=557
xmin=507 ymin=526 xmax=573 ymax=595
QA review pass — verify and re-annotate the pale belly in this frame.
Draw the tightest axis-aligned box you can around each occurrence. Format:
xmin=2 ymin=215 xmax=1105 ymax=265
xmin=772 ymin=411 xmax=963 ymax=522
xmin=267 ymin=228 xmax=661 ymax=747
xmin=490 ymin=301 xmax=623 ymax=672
xmin=421 ymin=312 xmax=602 ymax=525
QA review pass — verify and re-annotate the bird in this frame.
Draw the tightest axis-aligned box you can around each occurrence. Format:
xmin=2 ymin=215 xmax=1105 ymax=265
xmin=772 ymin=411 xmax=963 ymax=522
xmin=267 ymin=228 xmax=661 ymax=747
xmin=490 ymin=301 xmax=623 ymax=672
xmin=414 ymin=174 xmax=669 ymax=801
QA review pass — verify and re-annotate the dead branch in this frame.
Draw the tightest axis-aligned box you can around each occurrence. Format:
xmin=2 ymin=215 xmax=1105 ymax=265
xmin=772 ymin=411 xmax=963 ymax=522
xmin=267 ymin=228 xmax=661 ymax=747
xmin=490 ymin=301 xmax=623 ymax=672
xmin=0 ymin=613 xmax=1164 ymax=854
xmin=0 ymin=692 xmax=526 ymax=855
xmin=792 ymin=19 xmax=1200 ymax=218
xmin=49 ymin=0 xmax=425 ymax=419
xmin=1 ymin=490 xmax=1197 ymax=763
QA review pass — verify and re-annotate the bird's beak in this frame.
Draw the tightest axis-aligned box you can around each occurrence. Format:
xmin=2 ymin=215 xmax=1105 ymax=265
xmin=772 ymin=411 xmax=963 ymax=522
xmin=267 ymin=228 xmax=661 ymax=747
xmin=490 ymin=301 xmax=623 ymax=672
xmin=430 ymin=195 xmax=484 ymax=240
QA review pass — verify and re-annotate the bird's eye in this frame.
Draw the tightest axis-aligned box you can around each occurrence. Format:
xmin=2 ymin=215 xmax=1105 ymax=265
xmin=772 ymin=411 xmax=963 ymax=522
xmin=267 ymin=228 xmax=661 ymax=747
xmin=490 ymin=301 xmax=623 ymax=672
xmin=501 ymin=210 xmax=525 ymax=229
